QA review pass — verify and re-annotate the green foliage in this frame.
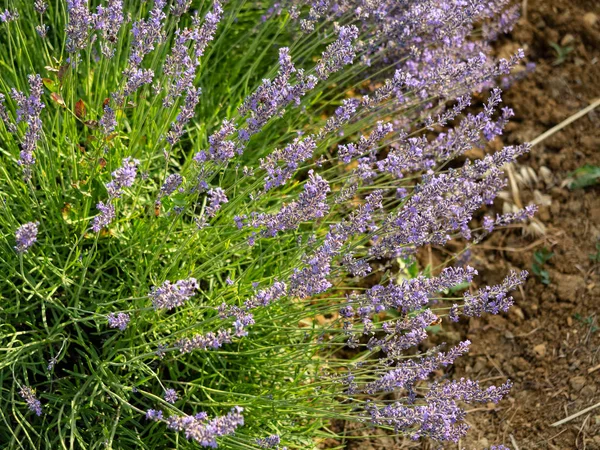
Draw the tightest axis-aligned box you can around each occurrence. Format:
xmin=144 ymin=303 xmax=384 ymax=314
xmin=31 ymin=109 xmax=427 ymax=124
xmin=569 ymin=164 xmax=600 ymax=189
xmin=549 ymin=41 xmax=574 ymax=66
xmin=532 ymin=247 xmax=554 ymax=285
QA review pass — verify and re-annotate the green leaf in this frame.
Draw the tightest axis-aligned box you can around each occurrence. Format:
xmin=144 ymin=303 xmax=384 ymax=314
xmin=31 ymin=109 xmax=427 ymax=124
xmin=569 ymin=164 xmax=600 ymax=189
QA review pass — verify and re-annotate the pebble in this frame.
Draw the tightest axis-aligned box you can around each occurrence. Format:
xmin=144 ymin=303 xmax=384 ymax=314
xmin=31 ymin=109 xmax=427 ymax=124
xmin=560 ymin=34 xmax=575 ymax=46
xmin=569 ymin=375 xmax=587 ymax=391
xmin=533 ymin=343 xmax=547 ymax=357
xmin=583 ymin=12 xmax=598 ymax=27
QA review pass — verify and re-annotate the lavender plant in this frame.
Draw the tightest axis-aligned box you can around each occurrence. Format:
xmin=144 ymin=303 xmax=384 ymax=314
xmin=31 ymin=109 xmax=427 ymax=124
xmin=0 ymin=0 xmax=536 ymax=448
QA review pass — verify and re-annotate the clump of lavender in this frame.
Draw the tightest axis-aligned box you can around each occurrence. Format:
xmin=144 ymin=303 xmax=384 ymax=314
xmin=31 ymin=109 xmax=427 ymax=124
xmin=0 ymin=0 xmax=537 ymax=448
xmin=15 ymin=221 xmax=39 ymax=254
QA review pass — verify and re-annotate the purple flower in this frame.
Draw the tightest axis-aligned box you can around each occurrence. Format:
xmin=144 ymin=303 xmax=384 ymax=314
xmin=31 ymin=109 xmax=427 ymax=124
xmin=129 ymin=0 xmax=166 ymax=67
xmin=0 ymin=9 xmax=19 ymax=23
xmin=19 ymin=386 xmax=42 ymax=416
xmin=36 ymin=24 xmax=49 ymax=38
xmin=256 ymin=434 xmax=280 ymax=448
xmin=146 ymin=409 xmax=164 ymax=421
xmin=315 ymin=25 xmax=359 ymax=80
xmin=106 ymin=157 xmax=140 ymax=198
xmin=260 ymin=136 xmax=317 ymax=191
xmin=91 ymin=201 xmax=115 ymax=232
xmin=34 ymin=0 xmax=48 ymax=14
xmin=193 ymin=120 xmax=237 ymax=163
xmin=249 ymin=170 xmax=330 ymax=237
xmin=175 ymin=328 xmax=233 ymax=353
xmin=99 ymin=104 xmax=117 ymax=135
xmin=463 ymin=270 xmax=527 ymax=317
xmin=165 ymin=407 xmax=244 ymax=447
xmin=289 ymin=190 xmax=383 ymax=299
xmin=238 ymin=47 xmax=317 ymax=142
xmin=93 ymin=0 xmax=124 ymax=58
xmin=192 ymin=0 xmax=223 ymax=60
xmin=166 ymin=87 xmax=201 ymax=145
xmin=171 ymin=0 xmax=193 ymax=17
xmin=11 ymin=74 xmax=45 ymax=180
xmin=122 ymin=67 xmax=154 ymax=97
xmin=149 ymin=278 xmax=199 ymax=310
xmin=107 ymin=312 xmax=130 ymax=331
xmin=66 ymin=0 xmax=92 ymax=53
xmin=163 ymin=388 xmax=178 ymax=404
xmin=15 ymin=221 xmax=39 ymax=254
xmin=159 ymin=173 xmax=184 ymax=198
xmin=206 ymin=187 xmax=228 ymax=217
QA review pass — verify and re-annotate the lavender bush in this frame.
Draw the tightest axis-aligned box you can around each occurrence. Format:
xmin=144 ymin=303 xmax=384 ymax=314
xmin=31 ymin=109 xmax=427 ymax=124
xmin=0 ymin=0 xmax=536 ymax=448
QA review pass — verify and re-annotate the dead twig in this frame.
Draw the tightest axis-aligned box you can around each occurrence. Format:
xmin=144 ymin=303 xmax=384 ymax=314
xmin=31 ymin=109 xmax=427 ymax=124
xmin=510 ymin=434 xmax=521 ymax=450
xmin=530 ymin=98 xmax=600 ymax=147
xmin=550 ymin=401 xmax=600 ymax=427
xmin=587 ymin=363 xmax=600 ymax=374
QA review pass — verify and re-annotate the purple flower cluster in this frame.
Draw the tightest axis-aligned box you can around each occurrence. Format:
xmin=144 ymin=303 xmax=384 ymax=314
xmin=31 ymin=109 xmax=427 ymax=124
xmin=459 ymin=270 xmax=528 ymax=318
xmin=238 ymin=47 xmax=318 ymax=142
xmin=158 ymin=173 xmax=184 ymax=199
xmin=166 ymin=86 xmax=201 ymax=145
xmin=175 ymin=329 xmax=233 ymax=353
xmin=91 ymin=201 xmax=116 ymax=232
xmin=365 ymin=375 xmax=511 ymax=442
xmin=129 ymin=0 xmax=166 ymax=67
xmin=194 ymin=120 xmax=238 ymax=163
xmin=260 ymin=136 xmax=317 ymax=191
xmin=107 ymin=312 xmax=130 ymax=330
xmin=99 ymin=105 xmax=117 ymax=135
xmin=165 ymin=407 xmax=244 ymax=447
xmin=15 ymin=221 xmax=39 ymax=254
xmin=11 ymin=75 xmax=45 ymax=179
xmin=106 ymin=157 xmax=140 ymax=198
xmin=315 ymin=25 xmax=359 ymax=80
xmin=206 ymin=187 xmax=228 ymax=217
xmin=247 ymin=170 xmax=330 ymax=237
xmin=93 ymin=0 xmax=124 ymax=57
xmin=19 ymin=386 xmax=42 ymax=416
xmin=0 ymin=9 xmax=19 ymax=23
xmin=256 ymin=434 xmax=281 ymax=448
xmin=338 ymin=122 xmax=393 ymax=164
xmin=289 ymin=190 xmax=384 ymax=298
xmin=149 ymin=278 xmax=199 ymax=310
xmin=163 ymin=1 xmax=223 ymax=108
xmin=370 ymin=144 xmax=530 ymax=258
xmin=34 ymin=0 xmax=47 ymax=14
xmin=91 ymin=157 xmax=140 ymax=232
xmin=163 ymin=388 xmax=178 ymax=404
xmin=65 ymin=0 xmax=92 ymax=54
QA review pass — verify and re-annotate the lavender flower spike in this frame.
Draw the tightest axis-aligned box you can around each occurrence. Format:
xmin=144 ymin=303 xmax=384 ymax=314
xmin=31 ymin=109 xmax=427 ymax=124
xmin=66 ymin=0 xmax=92 ymax=54
xmin=11 ymin=74 xmax=45 ymax=180
xmin=163 ymin=388 xmax=178 ymax=404
xmin=91 ymin=201 xmax=116 ymax=232
xmin=107 ymin=312 xmax=130 ymax=330
xmin=106 ymin=157 xmax=140 ymax=198
xmin=19 ymin=386 xmax=42 ymax=416
xmin=257 ymin=435 xmax=281 ymax=448
xmin=149 ymin=278 xmax=199 ymax=310
xmin=15 ymin=222 xmax=39 ymax=254
xmin=166 ymin=406 xmax=244 ymax=447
